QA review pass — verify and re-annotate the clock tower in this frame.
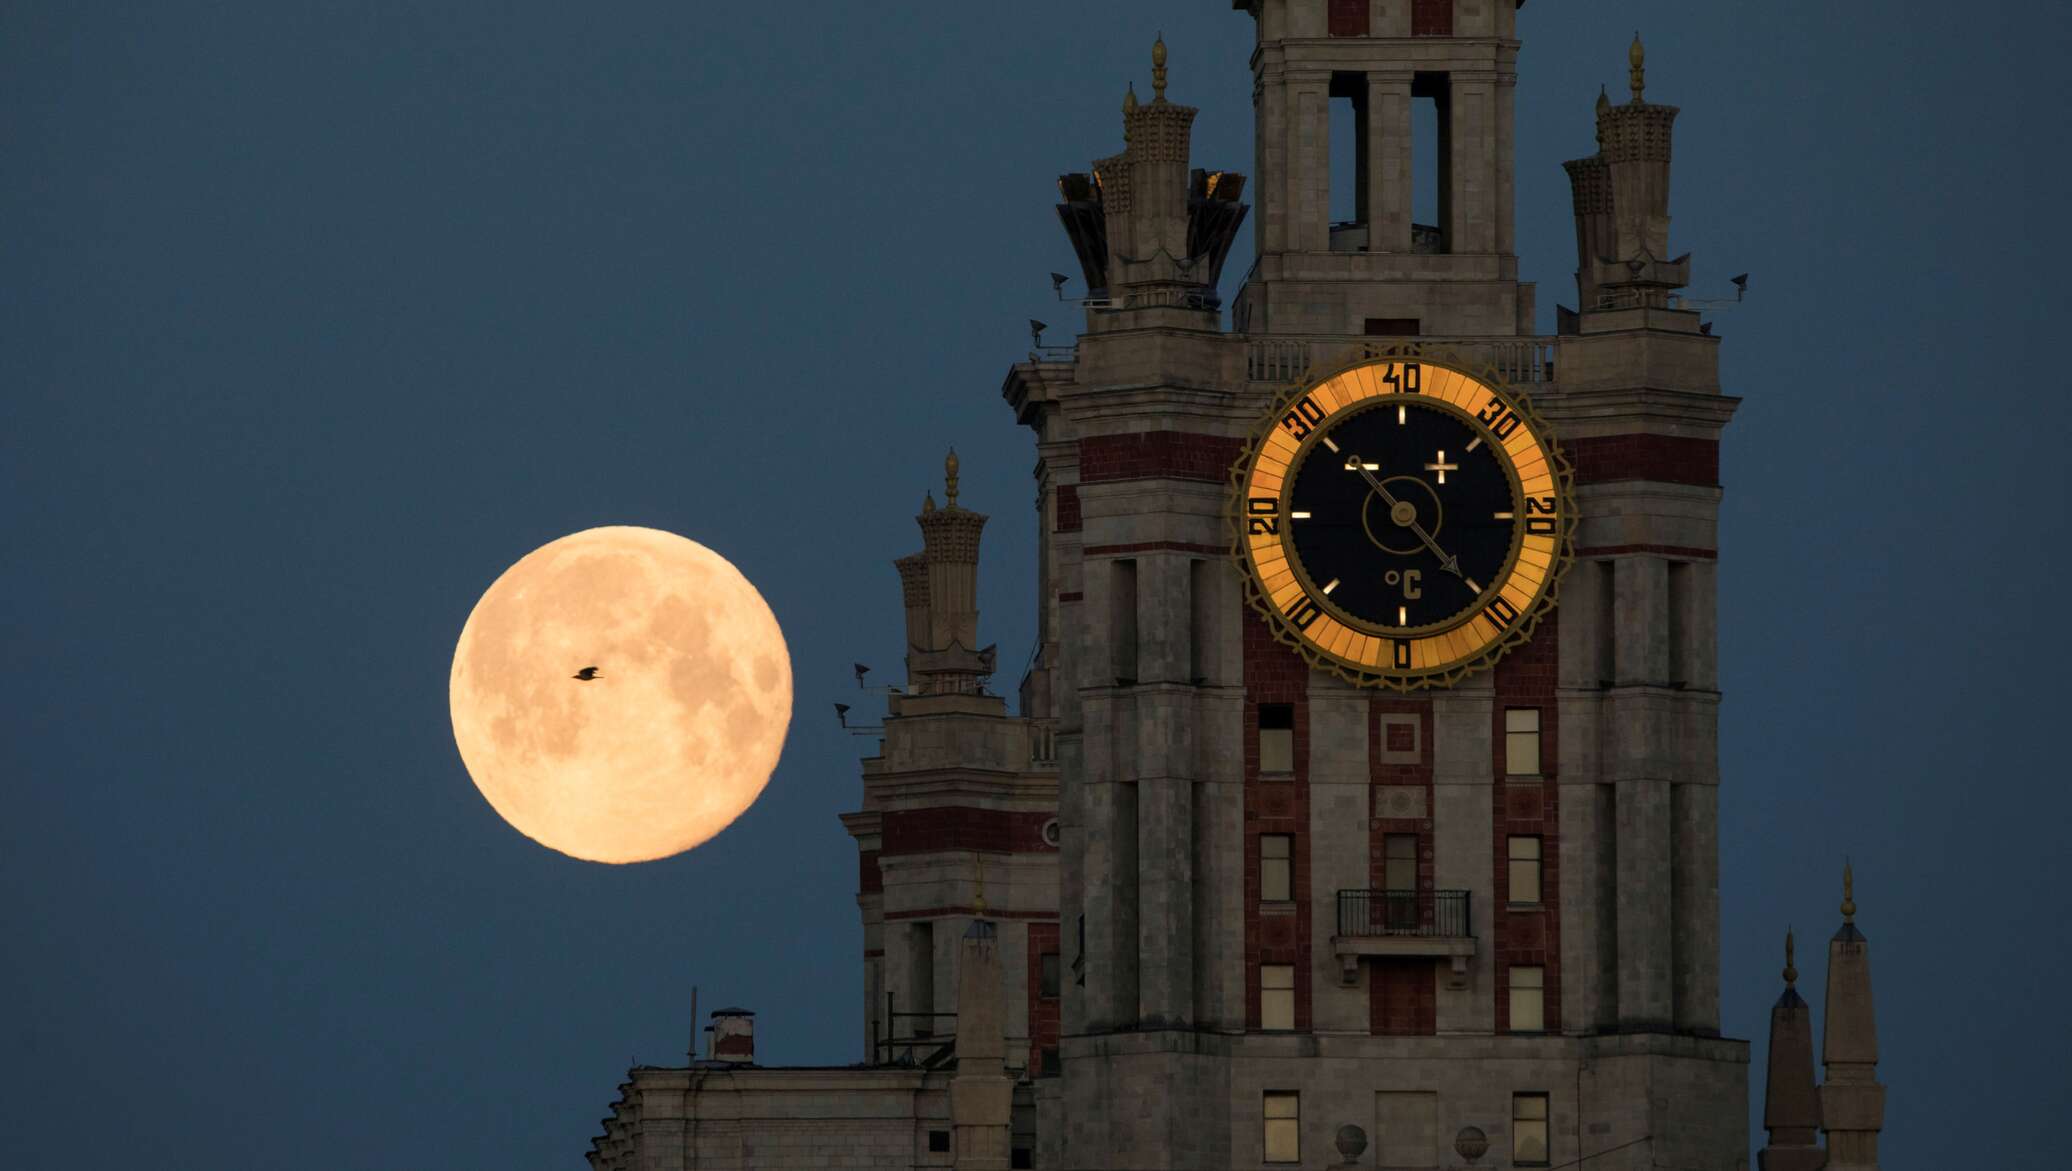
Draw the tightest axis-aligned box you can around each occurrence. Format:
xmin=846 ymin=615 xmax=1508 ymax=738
xmin=1003 ymin=4 xmax=1746 ymax=1168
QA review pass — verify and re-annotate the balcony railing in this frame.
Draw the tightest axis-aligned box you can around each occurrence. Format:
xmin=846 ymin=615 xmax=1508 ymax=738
xmin=1245 ymin=336 xmax=1554 ymax=386
xmin=1336 ymin=889 xmax=1472 ymax=940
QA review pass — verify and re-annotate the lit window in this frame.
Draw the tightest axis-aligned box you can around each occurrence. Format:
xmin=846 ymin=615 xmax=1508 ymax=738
xmin=1261 ymin=835 xmax=1293 ymax=902
xmin=1505 ymin=708 xmax=1542 ymax=776
xmin=1039 ymin=952 xmax=1060 ymax=999
xmin=1512 ymin=1093 xmax=1549 ymax=1165
xmin=1263 ymin=1091 xmax=1300 ymax=1163
xmin=1260 ymin=704 xmax=1295 ymax=774
xmin=1261 ymin=964 xmax=1295 ymax=1031
xmin=1509 ymin=965 xmax=1545 ymax=1033
xmin=1508 ymin=836 xmax=1543 ymax=905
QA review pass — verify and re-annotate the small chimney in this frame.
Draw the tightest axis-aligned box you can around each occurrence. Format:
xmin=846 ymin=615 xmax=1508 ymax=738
xmin=710 ymin=1007 xmax=756 ymax=1064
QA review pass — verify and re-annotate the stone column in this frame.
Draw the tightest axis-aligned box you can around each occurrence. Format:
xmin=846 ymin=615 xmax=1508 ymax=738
xmin=1256 ymin=71 xmax=1288 ymax=255
xmin=1431 ymin=682 xmax=1494 ymax=1034
xmin=1447 ymin=73 xmax=1496 ymax=254
xmin=1292 ymin=79 xmax=1331 ymax=252
xmin=1308 ymin=675 xmax=1370 ymax=1030
xmin=1671 ymin=780 xmax=1721 ymax=1033
xmin=1367 ymin=72 xmax=1412 ymax=253
xmin=951 ymin=922 xmax=1013 ymax=1170
xmin=1613 ymin=777 xmax=1673 ymax=1029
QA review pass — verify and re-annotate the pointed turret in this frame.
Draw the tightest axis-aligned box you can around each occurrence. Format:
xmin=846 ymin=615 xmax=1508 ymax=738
xmin=1820 ymin=864 xmax=1886 ymax=1170
xmin=1758 ymin=929 xmax=1825 ymax=1171
xmin=1561 ymin=34 xmax=1692 ymax=314
xmin=1053 ymin=38 xmax=1247 ymax=311
xmin=895 ymin=450 xmax=997 ymax=695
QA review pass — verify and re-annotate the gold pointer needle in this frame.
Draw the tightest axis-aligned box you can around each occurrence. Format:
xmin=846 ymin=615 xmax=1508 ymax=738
xmin=1344 ymin=454 xmax=1463 ymax=577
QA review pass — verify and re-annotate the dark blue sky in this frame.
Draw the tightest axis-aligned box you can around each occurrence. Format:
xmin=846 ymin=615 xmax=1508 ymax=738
xmin=5 ymin=3 xmax=2065 ymax=1167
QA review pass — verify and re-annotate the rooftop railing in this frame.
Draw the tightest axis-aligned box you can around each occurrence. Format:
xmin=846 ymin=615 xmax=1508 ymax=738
xmin=1245 ymin=336 xmax=1554 ymax=386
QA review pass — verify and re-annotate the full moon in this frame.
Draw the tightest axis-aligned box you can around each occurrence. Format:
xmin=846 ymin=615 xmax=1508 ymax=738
xmin=449 ymin=526 xmax=792 ymax=863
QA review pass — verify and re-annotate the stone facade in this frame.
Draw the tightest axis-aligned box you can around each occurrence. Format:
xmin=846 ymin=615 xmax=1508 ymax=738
xmin=589 ymin=5 xmax=1892 ymax=1169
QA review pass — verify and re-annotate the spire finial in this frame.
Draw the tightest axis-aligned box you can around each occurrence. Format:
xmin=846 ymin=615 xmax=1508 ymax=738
xmin=1783 ymin=928 xmax=1798 ymax=986
xmin=1628 ymin=32 xmax=1646 ymax=103
xmin=944 ymin=447 xmax=960 ymax=509
xmin=1841 ymin=859 xmax=1856 ymax=922
xmin=923 ymin=489 xmax=936 ymax=515
xmin=1151 ymin=33 xmax=1168 ymax=102
xmin=1122 ymin=81 xmax=1137 ymax=142
xmin=974 ymin=851 xmax=988 ymax=917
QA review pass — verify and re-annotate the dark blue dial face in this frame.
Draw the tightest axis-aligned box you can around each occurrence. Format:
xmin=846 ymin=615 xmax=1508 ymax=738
xmin=1285 ymin=400 xmax=1520 ymax=631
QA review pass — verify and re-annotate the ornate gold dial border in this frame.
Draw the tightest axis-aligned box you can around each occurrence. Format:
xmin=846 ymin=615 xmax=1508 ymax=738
xmin=1226 ymin=344 xmax=1578 ymax=691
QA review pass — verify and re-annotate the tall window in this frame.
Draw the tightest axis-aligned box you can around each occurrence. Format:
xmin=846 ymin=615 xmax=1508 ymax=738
xmin=1039 ymin=952 xmax=1061 ymax=999
xmin=1505 ymin=708 xmax=1542 ymax=776
xmin=1261 ymin=964 xmax=1295 ymax=1031
xmin=1261 ymin=834 xmax=1293 ymax=902
xmin=1383 ymin=833 xmax=1418 ymax=928
xmin=1111 ymin=559 xmax=1139 ymax=684
xmin=1260 ymin=704 xmax=1295 ymax=774
xmin=1264 ymin=1091 xmax=1301 ymax=1163
xmin=1508 ymin=835 xmax=1543 ymax=905
xmin=1509 ymin=966 xmax=1545 ymax=1033
xmin=1512 ymin=1093 xmax=1550 ymax=1165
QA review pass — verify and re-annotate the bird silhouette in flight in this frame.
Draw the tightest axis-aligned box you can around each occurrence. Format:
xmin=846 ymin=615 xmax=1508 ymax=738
xmin=572 ymin=666 xmax=600 ymax=681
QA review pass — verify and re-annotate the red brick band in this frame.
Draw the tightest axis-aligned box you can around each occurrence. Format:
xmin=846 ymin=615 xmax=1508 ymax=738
xmin=881 ymin=807 xmax=1058 ymax=856
xmin=1567 ymin=433 xmax=1718 ymax=486
xmin=884 ymin=906 xmax=1059 ymax=922
xmin=1055 ymin=484 xmax=1082 ymax=533
xmin=1575 ymin=544 xmax=1717 ymax=560
xmin=1083 ymin=541 xmax=1226 ymax=557
xmin=1080 ymin=431 xmax=1245 ymax=484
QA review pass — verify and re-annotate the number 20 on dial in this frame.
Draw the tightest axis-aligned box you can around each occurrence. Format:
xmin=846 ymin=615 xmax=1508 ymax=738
xmin=1234 ymin=357 xmax=1575 ymax=689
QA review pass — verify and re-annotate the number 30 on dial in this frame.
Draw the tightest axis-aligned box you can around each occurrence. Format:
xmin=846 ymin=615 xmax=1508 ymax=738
xmin=1232 ymin=356 xmax=1575 ymax=690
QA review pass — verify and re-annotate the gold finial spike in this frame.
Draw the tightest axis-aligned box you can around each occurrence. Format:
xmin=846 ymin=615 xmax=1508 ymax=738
xmin=1841 ymin=860 xmax=1856 ymax=922
xmin=923 ymin=490 xmax=936 ymax=515
xmin=1596 ymin=83 xmax=1611 ymax=114
xmin=1628 ymin=32 xmax=1646 ymax=103
xmin=944 ymin=448 xmax=960 ymax=509
xmin=1151 ymin=33 xmax=1168 ymax=102
xmin=1122 ymin=82 xmax=1137 ymax=142
xmin=1783 ymin=928 xmax=1798 ymax=986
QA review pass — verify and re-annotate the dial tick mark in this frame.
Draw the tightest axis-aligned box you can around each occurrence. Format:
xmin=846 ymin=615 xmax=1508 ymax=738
xmin=1424 ymin=450 xmax=1458 ymax=484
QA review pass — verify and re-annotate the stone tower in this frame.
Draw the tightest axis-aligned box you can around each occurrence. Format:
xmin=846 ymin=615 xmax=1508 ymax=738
xmin=1820 ymin=867 xmax=1885 ymax=1170
xmin=1004 ymin=7 xmax=1746 ymax=1168
xmin=1758 ymin=930 xmax=1825 ymax=1171
xmin=842 ymin=455 xmax=1063 ymax=1083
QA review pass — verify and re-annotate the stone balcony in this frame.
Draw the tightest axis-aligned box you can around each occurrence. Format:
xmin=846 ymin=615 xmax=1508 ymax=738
xmin=1331 ymin=889 xmax=1477 ymax=987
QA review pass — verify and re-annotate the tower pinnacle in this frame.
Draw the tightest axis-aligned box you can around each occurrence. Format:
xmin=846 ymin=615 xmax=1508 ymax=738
xmin=945 ymin=448 xmax=961 ymax=509
xmin=1629 ymin=32 xmax=1646 ymax=103
xmin=1759 ymin=927 xmax=1822 ymax=1170
xmin=1841 ymin=860 xmax=1856 ymax=921
xmin=1151 ymin=34 xmax=1167 ymax=102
